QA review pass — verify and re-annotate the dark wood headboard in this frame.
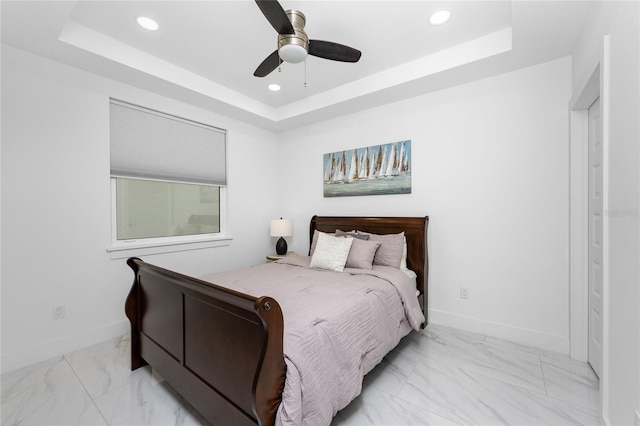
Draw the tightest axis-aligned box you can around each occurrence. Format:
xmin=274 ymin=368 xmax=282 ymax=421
xmin=310 ymin=215 xmax=429 ymax=326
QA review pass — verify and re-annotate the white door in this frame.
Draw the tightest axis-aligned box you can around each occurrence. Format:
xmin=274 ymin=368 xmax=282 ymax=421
xmin=588 ymin=97 xmax=603 ymax=378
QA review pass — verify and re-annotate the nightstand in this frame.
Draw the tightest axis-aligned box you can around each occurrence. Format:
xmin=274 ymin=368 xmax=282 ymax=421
xmin=266 ymin=252 xmax=296 ymax=261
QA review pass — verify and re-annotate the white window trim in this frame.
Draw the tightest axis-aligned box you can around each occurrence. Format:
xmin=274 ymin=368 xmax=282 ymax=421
xmin=107 ymin=178 xmax=231 ymax=259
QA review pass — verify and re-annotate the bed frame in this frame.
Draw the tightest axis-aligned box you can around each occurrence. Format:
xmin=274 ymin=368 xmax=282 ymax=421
xmin=124 ymin=215 xmax=429 ymax=426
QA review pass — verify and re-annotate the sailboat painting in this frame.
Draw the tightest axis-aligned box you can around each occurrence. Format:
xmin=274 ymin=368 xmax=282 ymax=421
xmin=323 ymin=140 xmax=412 ymax=197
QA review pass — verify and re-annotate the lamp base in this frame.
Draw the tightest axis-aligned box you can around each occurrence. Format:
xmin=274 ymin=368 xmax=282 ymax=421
xmin=275 ymin=237 xmax=288 ymax=255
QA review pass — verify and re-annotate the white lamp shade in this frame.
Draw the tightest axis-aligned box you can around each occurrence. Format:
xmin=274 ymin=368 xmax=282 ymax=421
xmin=270 ymin=218 xmax=293 ymax=237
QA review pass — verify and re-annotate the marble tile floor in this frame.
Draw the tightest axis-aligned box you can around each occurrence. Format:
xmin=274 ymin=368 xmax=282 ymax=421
xmin=1 ymin=325 xmax=600 ymax=425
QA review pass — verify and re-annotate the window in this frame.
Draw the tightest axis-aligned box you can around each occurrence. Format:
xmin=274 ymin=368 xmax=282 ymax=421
xmin=108 ymin=99 xmax=228 ymax=256
xmin=115 ymin=178 xmax=220 ymax=240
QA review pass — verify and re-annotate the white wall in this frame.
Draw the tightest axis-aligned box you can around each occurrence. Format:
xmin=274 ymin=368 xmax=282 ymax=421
xmin=571 ymin=2 xmax=640 ymax=424
xmin=277 ymin=57 xmax=572 ymax=353
xmin=0 ymin=45 xmax=280 ymax=373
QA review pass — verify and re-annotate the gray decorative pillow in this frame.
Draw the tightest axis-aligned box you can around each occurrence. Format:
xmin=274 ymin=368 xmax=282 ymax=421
xmin=345 ymin=238 xmax=381 ymax=269
xmin=335 ymin=229 xmax=369 ymax=240
xmin=357 ymin=231 xmax=405 ymax=268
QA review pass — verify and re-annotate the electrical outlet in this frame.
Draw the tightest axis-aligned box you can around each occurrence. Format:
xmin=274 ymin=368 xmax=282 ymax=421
xmin=460 ymin=287 xmax=469 ymax=299
xmin=53 ymin=305 xmax=65 ymax=320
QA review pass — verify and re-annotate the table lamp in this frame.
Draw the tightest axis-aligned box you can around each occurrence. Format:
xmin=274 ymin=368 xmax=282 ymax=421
xmin=270 ymin=218 xmax=293 ymax=255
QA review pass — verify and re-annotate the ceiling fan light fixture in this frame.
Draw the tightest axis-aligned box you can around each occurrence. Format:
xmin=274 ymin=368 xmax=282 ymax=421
xmin=279 ymin=44 xmax=308 ymax=63
xmin=268 ymin=83 xmax=281 ymax=91
xmin=137 ymin=16 xmax=159 ymax=31
xmin=429 ymin=10 xmax=450 ymax=26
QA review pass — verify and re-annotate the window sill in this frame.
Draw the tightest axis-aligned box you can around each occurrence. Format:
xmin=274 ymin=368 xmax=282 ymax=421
xmin=107 ymin=234 xmax=232 ymax=259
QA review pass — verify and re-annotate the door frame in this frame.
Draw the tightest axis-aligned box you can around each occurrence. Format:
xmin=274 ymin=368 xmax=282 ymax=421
xmin=569 ymin=35 xmax=610 ymax=420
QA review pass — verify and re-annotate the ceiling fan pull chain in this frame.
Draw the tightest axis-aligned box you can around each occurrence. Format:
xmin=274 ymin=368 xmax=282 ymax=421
xmin=304 ymin=60 xmax=308 ymax=88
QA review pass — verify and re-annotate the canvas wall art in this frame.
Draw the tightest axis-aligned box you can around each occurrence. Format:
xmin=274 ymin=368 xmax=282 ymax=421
xmin=323 ymin=140 xmax=411 ymax=197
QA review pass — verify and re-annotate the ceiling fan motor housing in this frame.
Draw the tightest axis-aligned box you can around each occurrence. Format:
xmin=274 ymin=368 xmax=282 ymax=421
xmin=278 ymin=9 xmax=308 ymax=63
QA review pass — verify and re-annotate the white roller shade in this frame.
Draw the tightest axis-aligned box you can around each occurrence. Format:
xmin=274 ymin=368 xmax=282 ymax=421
xmin=110 ymin=99 xmax=226 ymax=186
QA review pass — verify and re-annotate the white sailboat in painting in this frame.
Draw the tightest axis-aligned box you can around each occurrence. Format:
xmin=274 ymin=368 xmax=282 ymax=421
xmin=370 ymin=146 xmax=382 ymax=178
xmin=367 ymin=148 xmax=375 ymax=178
xmin=347 ymin=149 xmax=359 ymax=181
xmin=399 ymin=141 xmax=410 ymax=173
xmin=324 ymin=152 xmax=335 ymax=181
xmin=380 ymin=146 xmax=389 ymax=178
xmin=399 ymin=142 xmax=406 ymax=173
xmin=385 ymin=143 xmax=398 ymax=176
xmin=358 ymin=147 xmax=369 ymax=179
xmin=336 ymin=151 xmax=347 ymax=182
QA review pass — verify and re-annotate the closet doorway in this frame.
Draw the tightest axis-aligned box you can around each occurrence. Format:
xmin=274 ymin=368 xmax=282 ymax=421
xmin=587 ymin=97 xmax=603 ymax=378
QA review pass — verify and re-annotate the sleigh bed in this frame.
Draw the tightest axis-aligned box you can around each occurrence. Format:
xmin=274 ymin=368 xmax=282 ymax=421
xmin=125 ymin=215 xmax=429 ymax=426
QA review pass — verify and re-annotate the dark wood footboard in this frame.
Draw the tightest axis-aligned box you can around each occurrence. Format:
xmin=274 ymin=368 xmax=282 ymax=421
xmin=124 ymin=257 xmax=286 ymax=426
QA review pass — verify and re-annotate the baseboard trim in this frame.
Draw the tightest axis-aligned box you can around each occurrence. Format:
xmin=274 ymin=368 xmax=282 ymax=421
xmin=428 ymin=309 xmax=570 ymax=355
xmin=0 ymin=313 xmax=579 ymax=372
xmin=1 ymin=320 xmax=129 ymax=374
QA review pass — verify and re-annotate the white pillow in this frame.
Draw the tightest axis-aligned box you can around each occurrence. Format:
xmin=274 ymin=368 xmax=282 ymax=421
xmin=310 ymin=232 xmax=354 ymax=272
xmin=400 ymin=238 xmax=408 ymax=269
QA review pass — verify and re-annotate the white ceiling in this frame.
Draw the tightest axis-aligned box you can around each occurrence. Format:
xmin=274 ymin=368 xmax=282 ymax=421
xmin=1 ymin=1 xmax=593 ymax=131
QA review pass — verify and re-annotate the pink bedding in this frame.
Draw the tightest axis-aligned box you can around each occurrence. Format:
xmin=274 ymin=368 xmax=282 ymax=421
xmin=200 ymin=255 xmax=425 ymax=426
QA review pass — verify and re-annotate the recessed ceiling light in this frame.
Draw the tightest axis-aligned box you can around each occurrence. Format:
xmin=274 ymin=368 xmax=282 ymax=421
xmin=429 ymin=10 xmax=450 ymax=26
xmin=268 ymin=84 xmax=281 ymax=91
xmin=137 ymin=16 xmax=159 ymax=31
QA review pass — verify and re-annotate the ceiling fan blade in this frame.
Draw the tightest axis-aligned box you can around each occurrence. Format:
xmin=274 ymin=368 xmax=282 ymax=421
xmin=254 ymin=50 xmax=283 ymax=77
xmin=308 ymin=40 xmax=362 ymax=63
xmin=255 ymin=0 xmax=295 ymax=35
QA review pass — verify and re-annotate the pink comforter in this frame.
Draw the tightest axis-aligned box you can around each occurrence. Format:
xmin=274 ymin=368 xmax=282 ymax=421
xmin=200 ymin=255 xmax=425 ymax=426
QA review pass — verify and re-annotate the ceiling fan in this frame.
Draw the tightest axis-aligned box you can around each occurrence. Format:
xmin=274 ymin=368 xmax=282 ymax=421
xmin=253 ymin=0 xmax=362 ymax=77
